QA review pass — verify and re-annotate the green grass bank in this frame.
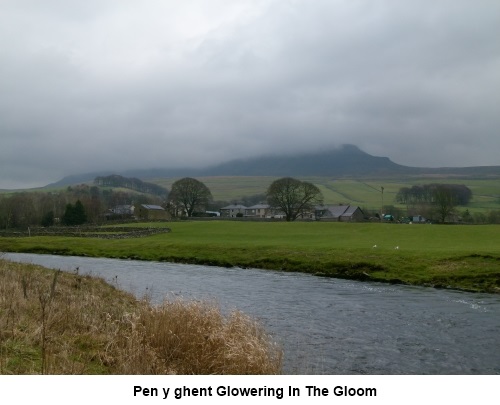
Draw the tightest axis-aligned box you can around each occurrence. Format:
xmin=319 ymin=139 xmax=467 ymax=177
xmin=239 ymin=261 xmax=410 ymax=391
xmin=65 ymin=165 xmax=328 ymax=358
xmin=1 ymin=221 xmax=499 ymax=293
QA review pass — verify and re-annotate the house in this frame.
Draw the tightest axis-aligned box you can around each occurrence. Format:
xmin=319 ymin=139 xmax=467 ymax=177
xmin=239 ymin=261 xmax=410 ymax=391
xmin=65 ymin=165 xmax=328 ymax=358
xmin=220 ymin=204 xmax=247 ymax=218
xmin=340 ymin=205 xmax=365 ymax=221
xmin=244 ymin=204 xmax=271 ymax=218
xmin=135 ymin=204 xmax=170 ymax=220
xmin=104 ymin=204 xmax=135 ymax=220
xmin=110 ymin=205 xmax=134 ymax=215
xmin=315 ymin=205 xmax=365 ymax=222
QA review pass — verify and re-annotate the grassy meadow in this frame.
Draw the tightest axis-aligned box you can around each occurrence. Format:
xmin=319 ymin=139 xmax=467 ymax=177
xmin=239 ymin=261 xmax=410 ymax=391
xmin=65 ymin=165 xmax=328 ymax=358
xmin=1 ymin=221 xmax=499 ymax=293
xmin=153 ymin=176 xmax=500 ymax=213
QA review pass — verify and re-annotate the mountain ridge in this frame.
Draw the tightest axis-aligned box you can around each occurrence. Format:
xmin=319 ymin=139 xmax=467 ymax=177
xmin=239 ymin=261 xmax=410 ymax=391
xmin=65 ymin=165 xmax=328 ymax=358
xmin=47 ymin=144 xmax=500 ymax=188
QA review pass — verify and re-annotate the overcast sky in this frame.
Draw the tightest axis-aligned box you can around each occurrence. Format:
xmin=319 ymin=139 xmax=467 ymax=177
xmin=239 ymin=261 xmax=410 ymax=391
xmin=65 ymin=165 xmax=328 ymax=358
xmin=1 ymin=0 xmax=499 ymax=189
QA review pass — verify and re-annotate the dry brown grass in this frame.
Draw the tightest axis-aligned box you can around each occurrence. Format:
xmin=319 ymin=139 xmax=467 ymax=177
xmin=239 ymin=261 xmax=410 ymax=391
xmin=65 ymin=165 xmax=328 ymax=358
xmin=0 ymin=258 xmax=282 ymax=374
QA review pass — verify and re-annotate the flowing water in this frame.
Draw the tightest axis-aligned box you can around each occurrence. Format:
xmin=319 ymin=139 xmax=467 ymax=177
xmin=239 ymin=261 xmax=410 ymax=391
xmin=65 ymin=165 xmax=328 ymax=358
xmin=5 ymin=253 xmax=500 ymax=374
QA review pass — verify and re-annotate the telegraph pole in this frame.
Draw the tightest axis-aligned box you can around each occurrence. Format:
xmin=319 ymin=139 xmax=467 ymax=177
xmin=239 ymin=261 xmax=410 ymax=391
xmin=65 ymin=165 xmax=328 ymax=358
xmin=380 ymin=186 xmax=384 ymax=219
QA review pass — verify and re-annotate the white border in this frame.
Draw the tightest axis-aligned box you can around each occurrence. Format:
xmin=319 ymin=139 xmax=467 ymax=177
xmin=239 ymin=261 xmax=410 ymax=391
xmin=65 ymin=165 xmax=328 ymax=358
xmin=2 ymin=375 xmax=498 ymax=404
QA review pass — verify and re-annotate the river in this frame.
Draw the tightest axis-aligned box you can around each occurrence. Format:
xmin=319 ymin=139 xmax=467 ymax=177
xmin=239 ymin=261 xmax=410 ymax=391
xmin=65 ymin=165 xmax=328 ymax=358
xmin=4 ymin=253 xmax=500 ymax=374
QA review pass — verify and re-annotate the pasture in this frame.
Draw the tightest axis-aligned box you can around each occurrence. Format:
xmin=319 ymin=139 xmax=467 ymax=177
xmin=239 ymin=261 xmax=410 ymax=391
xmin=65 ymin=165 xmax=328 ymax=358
xmin=153 ymin=176 xmax=500 ymax=212
xmin=1 ymin=221 xmax=499 ymax=293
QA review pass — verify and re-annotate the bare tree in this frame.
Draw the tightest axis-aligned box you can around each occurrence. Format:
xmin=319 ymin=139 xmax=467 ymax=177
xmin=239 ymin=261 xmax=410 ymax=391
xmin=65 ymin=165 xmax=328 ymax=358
xmin=432 ymin=185 xmax=457 ymax=223
xmin=168 ymin=177 xmax=212 ymax=217
xmin=266 ymin=177 xmax=323 ymax=221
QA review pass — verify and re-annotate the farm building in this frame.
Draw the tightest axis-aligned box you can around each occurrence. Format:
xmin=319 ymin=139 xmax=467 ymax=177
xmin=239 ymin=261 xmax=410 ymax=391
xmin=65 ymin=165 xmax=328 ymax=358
xmin=104 ymin=204 xmax=135 ymax=220
xmin=315 ymin=205 xmax=365 ymax=222
xmin=220 ymin=204 xmax=247 ymax=217
xmin=110 ymin=205 xmax=134 ymax=215
xmin=135 ymin=204 xmax=170 ymax=220
xmin=244 ymin=204 xmax=271 ymax=218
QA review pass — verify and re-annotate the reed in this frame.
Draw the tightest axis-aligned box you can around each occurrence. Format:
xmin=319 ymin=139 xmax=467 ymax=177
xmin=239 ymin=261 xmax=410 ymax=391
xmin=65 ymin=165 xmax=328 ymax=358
xmin=0 ymin=259 xmax=282 ymax=374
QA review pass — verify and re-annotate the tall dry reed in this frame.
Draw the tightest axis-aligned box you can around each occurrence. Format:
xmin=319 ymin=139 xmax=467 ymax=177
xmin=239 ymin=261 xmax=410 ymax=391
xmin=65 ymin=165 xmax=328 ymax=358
xmin=0 ymin=258 xmax=282 ymax=374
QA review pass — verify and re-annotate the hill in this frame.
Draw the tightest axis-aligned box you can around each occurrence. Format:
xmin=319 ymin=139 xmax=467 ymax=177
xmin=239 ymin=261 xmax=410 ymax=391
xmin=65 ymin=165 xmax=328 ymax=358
xmin=203 ymin=144 xmax=411 ymax=176
xmin=93 ymin=174 xmax=168 ymax=197
xmin=47 ymin=144 xmax=500 ymax=188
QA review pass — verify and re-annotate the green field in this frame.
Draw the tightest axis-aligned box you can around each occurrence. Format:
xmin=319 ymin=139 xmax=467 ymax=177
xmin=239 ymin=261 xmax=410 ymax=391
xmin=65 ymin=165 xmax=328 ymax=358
xmin=4 ymin=174 xmax=497 ymax=215
xmin=1 ymin=221 xmax=499 ymax=293
xmin=152 ymin=176 xmax=500 ymax=212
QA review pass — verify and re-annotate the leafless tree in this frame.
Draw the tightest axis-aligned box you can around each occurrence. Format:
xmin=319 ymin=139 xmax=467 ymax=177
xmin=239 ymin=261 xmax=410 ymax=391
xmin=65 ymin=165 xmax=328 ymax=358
xmin=168 ymin=177 xmax=212 ymax=217
xmin=266 ymin=177 xmax=323 ymax=221
xmin=433 ymin=185 xmax=457 ymax=223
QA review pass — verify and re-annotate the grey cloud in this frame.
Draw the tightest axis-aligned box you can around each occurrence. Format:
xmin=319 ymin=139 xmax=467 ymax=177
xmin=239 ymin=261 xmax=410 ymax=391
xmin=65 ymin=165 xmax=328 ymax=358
xmin=1 ymin=0 xmax=500 ymax=188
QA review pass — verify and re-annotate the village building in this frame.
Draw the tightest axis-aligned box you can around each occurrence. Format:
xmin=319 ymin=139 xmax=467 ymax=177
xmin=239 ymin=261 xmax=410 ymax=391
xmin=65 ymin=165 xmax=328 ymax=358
xmin=135 ymin=204 xmax=170 ymax=220
xmin=110 ymin=205 xmax=135 ymax=215
xmin=104 ymin=204 xmax=135 ymax=220
xmin=217 ymin=203 xmax=365 ymax=221
xmin=244 ymin=204 xmax=271 ymax=218
xmin=220 ymin=204 xmax=247 ymax=217
xmin=315 ymin=205 xmax=365 ymax=222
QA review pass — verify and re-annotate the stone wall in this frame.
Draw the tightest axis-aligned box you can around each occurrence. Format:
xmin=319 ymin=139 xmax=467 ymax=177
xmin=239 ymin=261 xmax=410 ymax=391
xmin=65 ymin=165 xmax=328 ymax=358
xmin=0 ymin=226 xmax=171 ymax=239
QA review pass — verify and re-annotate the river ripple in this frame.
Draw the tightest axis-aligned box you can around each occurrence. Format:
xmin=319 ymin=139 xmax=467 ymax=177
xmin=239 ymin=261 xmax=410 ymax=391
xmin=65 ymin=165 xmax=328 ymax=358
xmin=5 ymin=253 xmax=500 ymax=375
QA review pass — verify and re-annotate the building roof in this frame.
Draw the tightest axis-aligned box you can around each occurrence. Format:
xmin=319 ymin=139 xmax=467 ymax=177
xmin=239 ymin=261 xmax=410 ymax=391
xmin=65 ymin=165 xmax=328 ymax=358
xmin=246 ymin=204 xmax=270 ymax=209
xmin=325 ymin=205 xmax=349 ymax=217
xmin=220 ymin=204 xmax=247 ymax=210
xmin=316 ymin=205 xmax=362 ymax=218
xmin=342 ymin=205 xmax=363 ymax=216
xmin=141 ymin=204 xmax=165 ymax=211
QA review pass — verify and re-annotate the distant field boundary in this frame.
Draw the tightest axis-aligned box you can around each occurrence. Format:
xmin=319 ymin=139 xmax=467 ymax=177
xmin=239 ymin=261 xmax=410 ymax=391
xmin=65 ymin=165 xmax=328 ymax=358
xmin=0 ymin=226 xmax=171 ymax=239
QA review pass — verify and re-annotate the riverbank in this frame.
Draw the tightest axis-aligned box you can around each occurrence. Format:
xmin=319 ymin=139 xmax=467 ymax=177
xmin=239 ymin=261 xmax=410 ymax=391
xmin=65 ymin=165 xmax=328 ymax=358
xmin=6 ymin=252 xmax=500 ymax=374
xmin=0 ymin=259 xmax=282 ymax=374
xmin=1 ymin=221 xmax=499 ymax=293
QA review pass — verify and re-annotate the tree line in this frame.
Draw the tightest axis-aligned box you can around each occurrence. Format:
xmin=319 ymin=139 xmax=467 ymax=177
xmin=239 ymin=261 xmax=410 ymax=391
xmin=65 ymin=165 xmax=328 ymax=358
xmin=395 ymin=183 xmax=474 ymax=223
xmin=0 ymin=176 xmax=322 ymax=228
xmin=0 ymin=184 xmax=162 ymax=229
xmin=396 ymin=184 xmax=472 ymax=206
xmin=1 ymin=176 xmax=498 ymax=228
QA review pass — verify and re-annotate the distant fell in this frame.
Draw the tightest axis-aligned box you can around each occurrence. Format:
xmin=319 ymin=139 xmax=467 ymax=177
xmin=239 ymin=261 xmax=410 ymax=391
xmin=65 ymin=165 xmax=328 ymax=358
xmin=204 ymin=144 xmax=410 ymax=176
xmin=47 ymin=144 xmax=500 ymax=188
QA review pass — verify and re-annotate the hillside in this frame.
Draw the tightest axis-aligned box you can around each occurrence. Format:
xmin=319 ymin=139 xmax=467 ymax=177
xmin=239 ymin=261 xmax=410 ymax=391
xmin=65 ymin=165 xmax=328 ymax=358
xmin=93 ymin=174 xmax=168 ymax=197
xmin=203 ymin=144 xmax=411 ymax=176
xmin=46 ymin=144 xmax=500 ymax=188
